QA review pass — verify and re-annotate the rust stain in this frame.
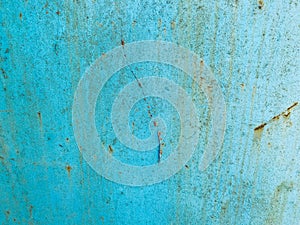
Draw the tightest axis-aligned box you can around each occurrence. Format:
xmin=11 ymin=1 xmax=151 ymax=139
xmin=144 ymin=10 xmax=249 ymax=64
xmin=254 ymin=102 xmax=298 ymax=131
xmin=254 ymin=122 xmax=267 ymax=131
xmin=263 ymin=182 xmax=293 ymax=225
xmin=171 ymin=21 xmax=176 ymax=30
xmin=286 ymin=102 xmax=298 ymax=111
xmin=258 ymin=0 xmax=264 ymax=9
xmin=65 ymin=165 xmax=72 ymax=176
xmin=121 ymin=39 xmax=125 ymax=46
xmin=56 ymin=11 xmax=60 ymax=15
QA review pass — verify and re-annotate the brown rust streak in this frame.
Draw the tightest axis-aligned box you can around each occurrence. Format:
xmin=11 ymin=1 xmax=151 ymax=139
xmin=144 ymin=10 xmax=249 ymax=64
xmin=254 ymin=102 xmax=298 ymax=131
xmin=254 ymin=122 xmax=267 ymax=131
xmin=287 ymin=102 xmax=298 ymax=111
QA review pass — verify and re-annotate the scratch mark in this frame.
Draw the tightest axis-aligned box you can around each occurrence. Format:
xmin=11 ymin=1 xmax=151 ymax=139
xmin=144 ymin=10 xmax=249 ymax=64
xmin=37 ymin=111 xmax=42 ymax=127
xmin=157 ymin=131 xmax=163 ymax=162
xmin=121 ymin=40 xmax=143 ymax=88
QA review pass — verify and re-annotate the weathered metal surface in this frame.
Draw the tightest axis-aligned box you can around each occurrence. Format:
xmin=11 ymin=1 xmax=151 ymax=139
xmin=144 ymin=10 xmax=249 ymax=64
xmin=1 ymin=0 xmax=299 ymax=224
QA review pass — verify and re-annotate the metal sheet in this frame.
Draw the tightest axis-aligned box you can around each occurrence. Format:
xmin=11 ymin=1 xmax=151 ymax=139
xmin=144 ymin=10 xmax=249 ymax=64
xmin=1 ymin=0 xmax=299 ymax=224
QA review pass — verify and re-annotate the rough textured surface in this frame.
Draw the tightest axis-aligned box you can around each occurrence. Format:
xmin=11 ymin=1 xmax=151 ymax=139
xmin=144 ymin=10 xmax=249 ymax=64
xmin=0 ymin=0 xmax=299 ymax=224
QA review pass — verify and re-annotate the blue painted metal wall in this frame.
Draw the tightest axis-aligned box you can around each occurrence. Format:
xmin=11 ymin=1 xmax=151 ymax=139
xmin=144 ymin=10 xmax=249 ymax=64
xmin=1 ymin=0 xmax=299 ymax=224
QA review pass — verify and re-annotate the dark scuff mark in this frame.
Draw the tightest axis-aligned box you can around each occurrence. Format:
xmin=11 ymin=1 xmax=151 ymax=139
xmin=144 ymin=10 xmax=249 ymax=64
xmin=29 ymin=205 xmax=33 ymax=218
xmin=37 ymin=111 xmax=42 ymax=127
xmin=19 ymin=12 xmax=23 ymax=20
xmin=1 ymin=68 xmax=8 ymax=79
xmin=54 ymin=43 xmax=58 ymax=55
xmin=56 ymin=11 xmax=60 ymax=15
xmin=108 ymin=145 xmax=114 ymax=154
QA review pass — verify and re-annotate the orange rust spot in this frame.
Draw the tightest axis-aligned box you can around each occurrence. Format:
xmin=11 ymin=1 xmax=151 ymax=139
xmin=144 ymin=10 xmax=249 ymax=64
xmin=121 ymin=39 xmax=125 ymax=46
xmin=66 ymin=165 xmax=72 ymax=176
xmin=254 ymin=123 xmax=267 ymax=131
xmin=153 ymin=121 xmax=158 ymax=127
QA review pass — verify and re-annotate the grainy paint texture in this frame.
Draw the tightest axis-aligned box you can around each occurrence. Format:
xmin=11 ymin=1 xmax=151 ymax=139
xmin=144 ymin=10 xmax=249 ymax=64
xmin=0 ymin=0 xmax=299 ymax=224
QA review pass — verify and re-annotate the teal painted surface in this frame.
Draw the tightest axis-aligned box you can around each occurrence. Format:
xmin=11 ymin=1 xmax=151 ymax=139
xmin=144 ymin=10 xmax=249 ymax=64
xmin=1 ymin=0 xmax=300 ymax=224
